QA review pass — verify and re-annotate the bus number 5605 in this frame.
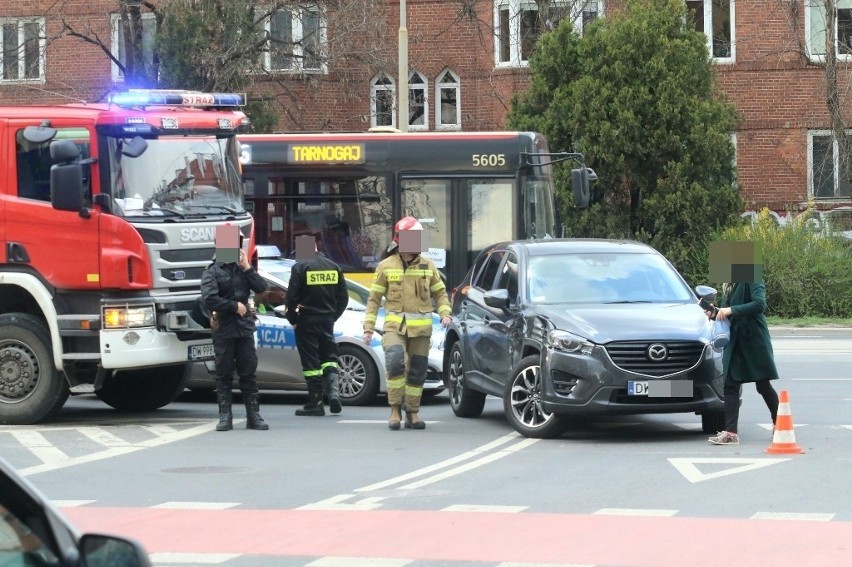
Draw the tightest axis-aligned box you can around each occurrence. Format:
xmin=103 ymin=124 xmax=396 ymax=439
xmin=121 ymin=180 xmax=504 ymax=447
xmin=472 ymin=154 xmax=506 ymax=167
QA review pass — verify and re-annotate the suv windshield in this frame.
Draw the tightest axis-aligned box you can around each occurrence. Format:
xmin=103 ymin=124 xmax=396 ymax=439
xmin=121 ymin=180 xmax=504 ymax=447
xmin=107 ymin=135 xmax=245 ymax=218
xmin=528 ymin=252 xmax=694 ymax=304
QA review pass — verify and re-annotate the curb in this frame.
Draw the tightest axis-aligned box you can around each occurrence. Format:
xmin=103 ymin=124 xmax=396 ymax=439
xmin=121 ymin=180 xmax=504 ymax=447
xmin=769 ymin=326 xmax=852 ymax=337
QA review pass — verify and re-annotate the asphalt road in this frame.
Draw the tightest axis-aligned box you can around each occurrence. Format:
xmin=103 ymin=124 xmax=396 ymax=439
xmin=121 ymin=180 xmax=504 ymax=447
xmin=1 ymin=332 xmax=850 ymax=567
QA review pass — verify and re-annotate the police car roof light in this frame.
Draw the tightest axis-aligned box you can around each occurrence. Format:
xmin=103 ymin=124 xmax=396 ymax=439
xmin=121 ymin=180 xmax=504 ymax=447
xmin=108 ymin=90 xmax=246 ymax=109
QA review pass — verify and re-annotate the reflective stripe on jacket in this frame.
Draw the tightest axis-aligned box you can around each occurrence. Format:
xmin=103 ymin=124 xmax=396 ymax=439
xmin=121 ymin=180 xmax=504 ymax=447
xmin=364 ymin=253 xmax=450 ymax=337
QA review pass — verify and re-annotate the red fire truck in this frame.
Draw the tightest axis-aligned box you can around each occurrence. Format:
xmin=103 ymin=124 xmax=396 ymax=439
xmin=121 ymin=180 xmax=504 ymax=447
xmin=0 ymin=90 xmax=254 ymax=424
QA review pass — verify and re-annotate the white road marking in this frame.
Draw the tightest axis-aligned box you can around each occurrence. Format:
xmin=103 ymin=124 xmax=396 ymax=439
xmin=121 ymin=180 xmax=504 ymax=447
xmin=51 ymin=500 xmax=95 ymax=508
xmin=592 ymin=508 xmax=678 ymax=517
xmin=77 ymin=426 xmax=131 ymax=447
xmin=750 ymin=512 xmax=835 ymax=521
xmin=499 ymin=563 xmax=596 ymax=567
xmin=442 ymin=504 xmax=528 ymax=513
xmin=398 ymin=437 xmax=539 ymax=490
xmin=152 ymin=502 xmax=240 ymax=510
xmin=150 ymin=552 xmax=240 ymax=564
xmin=10 ymin=421 xmax=219 ymax=476
xmin=7 ymin=430 xmax=68 ymax=465
xmin=297 ymin=494 xmax=386 ymax=511
xmin=668 ymin=457 xmax=790 ymax=483
xmin=355 ymin=432 xmax=524 ymax=492
xmin=306 ymin=557 xmax=412 ymax=567
xmin=792 ymin=378 xmax=852 ymax=380
xmin=143 ymin=424 xmax=179 ymax=436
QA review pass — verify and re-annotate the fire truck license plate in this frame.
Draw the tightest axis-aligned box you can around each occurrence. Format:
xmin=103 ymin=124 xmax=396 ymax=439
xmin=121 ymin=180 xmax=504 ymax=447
xmin=188 ymin=344 xmax=215 ymax=361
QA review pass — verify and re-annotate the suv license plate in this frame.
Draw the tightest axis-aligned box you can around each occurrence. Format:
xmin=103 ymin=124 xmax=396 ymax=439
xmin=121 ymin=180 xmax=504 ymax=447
xmin=188 ymin=344 xmax=215 ymax=361
xmin=628 ymin=380 xmax=692 ymax=397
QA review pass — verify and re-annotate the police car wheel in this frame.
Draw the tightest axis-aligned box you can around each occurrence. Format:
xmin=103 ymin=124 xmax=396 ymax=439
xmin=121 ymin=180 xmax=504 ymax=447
xmin=337 ymin=344 xmax=379 ymax=406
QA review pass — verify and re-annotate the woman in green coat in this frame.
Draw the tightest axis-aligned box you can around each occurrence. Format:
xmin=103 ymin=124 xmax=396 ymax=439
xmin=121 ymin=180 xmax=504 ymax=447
xmin=706 ymin=281 xmax=780 ymax=445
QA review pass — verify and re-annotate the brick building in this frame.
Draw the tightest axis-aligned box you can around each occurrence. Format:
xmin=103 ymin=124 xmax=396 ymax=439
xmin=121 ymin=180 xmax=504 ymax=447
xmin=2 ymin=1 xmax=851 ymax=219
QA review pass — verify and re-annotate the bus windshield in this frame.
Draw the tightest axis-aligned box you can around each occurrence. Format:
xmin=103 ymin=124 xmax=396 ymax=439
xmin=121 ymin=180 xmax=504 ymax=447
xmin=107 ymin=135 xmax=246 ymax=218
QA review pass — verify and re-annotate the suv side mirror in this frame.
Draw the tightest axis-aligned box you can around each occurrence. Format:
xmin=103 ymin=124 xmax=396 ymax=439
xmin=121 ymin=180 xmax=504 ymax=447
xmin=484 ymin=288 xmax=510 ymax=309
xmin=695 ymin=285 xmax=718 ymax=302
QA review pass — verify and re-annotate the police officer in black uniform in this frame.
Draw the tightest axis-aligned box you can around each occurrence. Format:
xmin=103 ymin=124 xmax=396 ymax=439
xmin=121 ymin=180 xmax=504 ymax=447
xmin=201 ymin=235 xmax=269 ymax=431
xmin=286 ymin=237 xmax=349 ymax=416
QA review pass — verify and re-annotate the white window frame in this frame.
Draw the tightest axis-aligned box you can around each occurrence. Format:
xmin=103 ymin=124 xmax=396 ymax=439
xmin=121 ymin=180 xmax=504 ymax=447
xmin=371 ymin=74 xmax=396 ymax=129
xmin=493 ymin=0 xmax=603 ymax=67
xmin=259 ymin=5 xmax=326 ymax=74
xmin=408 ymin=71 xmax=429 ymax=131
xmin=685 ymin=0 xmax=735 ymax=63
xmin=806 ymin=0 xmax=852 ymax=62
xmin=0 ymin=17 xmax=46 ymax=83
xmin=435 ymin=69 xmax=461 ymax=130
xmin=110 ymin=12 xmax=157 ymax=82
xmin=808 ymin=130 xmax=852 ymax=200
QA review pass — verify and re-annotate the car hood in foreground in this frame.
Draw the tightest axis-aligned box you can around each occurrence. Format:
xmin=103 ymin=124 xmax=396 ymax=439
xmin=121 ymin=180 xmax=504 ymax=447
xmin=539 ymin=302 xmax=710 ymax=344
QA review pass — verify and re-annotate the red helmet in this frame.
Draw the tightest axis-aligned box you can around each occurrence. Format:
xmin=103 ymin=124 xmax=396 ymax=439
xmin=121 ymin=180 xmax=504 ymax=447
xmin=392 ymin=216 xmax=423 ymax=244
xmin=387 ymin=216 xmax=423 ymax=252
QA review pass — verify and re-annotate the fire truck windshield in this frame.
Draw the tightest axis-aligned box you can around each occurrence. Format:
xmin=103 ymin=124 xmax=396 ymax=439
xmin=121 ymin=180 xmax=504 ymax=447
xmin=107 ymin=135 xmax=246 ymax=218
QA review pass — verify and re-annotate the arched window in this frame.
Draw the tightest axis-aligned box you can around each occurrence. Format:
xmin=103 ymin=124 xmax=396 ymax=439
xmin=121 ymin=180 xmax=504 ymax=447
xmin=408 ymin=71 xmax=428 ymax=130
xmin=371 ymin=74 xmax=396 ymax=128
xmin=435 ymin=69 xmax=460 ymax=130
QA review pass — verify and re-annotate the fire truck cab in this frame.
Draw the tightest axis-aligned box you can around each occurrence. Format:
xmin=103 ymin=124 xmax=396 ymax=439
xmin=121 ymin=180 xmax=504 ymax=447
xmin=0 ymin=90 xmax=253 ymax=424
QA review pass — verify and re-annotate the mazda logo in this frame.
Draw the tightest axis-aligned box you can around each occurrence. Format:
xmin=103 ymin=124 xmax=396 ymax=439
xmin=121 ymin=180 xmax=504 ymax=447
xmin=647 ymin=343 xmax=668 ymax=361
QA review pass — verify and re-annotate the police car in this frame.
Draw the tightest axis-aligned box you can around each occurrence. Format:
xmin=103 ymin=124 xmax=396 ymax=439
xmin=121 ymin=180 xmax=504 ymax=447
xmin=186 ymin=257 xmax=446 ymax=404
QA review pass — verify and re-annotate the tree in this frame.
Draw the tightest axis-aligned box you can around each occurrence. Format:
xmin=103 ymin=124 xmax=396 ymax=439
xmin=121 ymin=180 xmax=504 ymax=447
xmin=506 ymin=0 xmax=742 ymax=282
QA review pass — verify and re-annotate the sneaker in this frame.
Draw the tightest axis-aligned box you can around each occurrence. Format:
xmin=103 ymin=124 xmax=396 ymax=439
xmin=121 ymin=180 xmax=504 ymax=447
xmin=708 ymin=431 xmax=739 ymax=445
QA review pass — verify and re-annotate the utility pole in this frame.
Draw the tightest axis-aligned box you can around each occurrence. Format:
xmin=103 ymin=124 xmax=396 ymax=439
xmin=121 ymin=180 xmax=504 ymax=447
xmin=398 ymin=0 xmax=409 ymax=132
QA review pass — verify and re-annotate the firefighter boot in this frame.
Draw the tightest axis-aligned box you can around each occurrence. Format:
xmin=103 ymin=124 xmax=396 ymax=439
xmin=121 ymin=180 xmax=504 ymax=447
xmin=323 ymin=369 xmax=342 ymax=414
xmin=404 ymin=392 xmax=426 ymax=429
xmin=244 ymin=393 xmax=269 ymax=430
xmin=296 ymin=378 xmax=325 ymax=416
xmin=388 ymin=405 xmax=402 ymax=431
xmin=216 ymin=390 xmax=233 ymax=431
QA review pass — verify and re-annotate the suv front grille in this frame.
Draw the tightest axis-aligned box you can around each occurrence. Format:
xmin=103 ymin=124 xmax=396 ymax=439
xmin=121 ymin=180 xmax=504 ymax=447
xmin=604 ymin=341 xmax=705 ymax=377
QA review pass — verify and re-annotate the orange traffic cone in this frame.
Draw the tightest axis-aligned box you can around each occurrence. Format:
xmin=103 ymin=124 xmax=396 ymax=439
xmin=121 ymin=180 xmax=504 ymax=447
xmin=766 ymin=389 xmax=804 ymax=454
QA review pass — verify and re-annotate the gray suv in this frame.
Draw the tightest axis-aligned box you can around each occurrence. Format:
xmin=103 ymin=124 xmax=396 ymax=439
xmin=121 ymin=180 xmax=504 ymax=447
xmin=444 ymin=239 xmax=724 ymax=438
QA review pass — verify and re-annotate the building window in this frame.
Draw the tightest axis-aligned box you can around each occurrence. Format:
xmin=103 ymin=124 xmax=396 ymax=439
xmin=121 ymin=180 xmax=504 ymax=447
xmin=259 ymin=6 xmax=325 ymax=73
xmin=409 ymin=71 xmax=428 ymax=130
xmin=0 ymin=18 xmax=45 ymax=82
xmin=435 ymin=69 xmax=460 ymax=130
xmin=808 ymin=1 xmax=852 ymax=59
xmin=110 ymin=12 xmax=157 ymax=81
xmin=685 ymin=0 xmax=734 ymax=61
xmin=810 ymin=131 xmax=852 ymax=200
xmin=371 ymin=74 xmax=395 ymax=128
xmin=494 ymin=1 xmax=602 ymax=66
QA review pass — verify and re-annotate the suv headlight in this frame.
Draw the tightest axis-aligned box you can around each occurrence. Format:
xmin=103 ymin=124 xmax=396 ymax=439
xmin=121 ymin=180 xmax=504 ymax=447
xmin=548 ymin=330 xmax=594 ymax=355
xmin=103 ymin=304 xmax=156 ymax=329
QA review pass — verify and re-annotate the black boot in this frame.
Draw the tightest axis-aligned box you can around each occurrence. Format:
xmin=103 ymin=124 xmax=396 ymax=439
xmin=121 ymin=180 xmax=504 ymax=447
xmin=244 ymin=393 xmax=269 ymax=430
xmin=296 ymin=378 xmax=325 ymax=416
xmin=216 ymin=390 xmax=233 ymax=431
xmin=323 ymin=369 xmax=342 ymax=415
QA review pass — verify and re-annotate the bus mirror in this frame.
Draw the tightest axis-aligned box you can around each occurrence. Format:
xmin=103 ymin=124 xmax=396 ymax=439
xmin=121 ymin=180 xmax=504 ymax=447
xmin=571 ymin=167 xmax=591 ymax=208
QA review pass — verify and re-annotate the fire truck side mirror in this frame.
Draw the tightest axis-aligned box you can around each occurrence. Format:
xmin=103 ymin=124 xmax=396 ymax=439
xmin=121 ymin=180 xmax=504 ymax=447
xmin=49 ymin=140 xmax=84 ymax=213
xmin=23 ymin=125 xmax=57 ymax=144
xmin=571 ymin=167 xmax=591 ymax=208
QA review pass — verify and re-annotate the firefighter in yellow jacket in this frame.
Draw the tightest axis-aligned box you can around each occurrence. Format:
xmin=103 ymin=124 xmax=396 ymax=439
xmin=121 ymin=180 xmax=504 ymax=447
xmin=362 ymin=217 xmax=451 ymax=430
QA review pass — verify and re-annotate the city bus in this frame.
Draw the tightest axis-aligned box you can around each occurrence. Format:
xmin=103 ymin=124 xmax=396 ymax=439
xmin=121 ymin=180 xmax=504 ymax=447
xmin=238 ymin=131 xmax=590 ymax=287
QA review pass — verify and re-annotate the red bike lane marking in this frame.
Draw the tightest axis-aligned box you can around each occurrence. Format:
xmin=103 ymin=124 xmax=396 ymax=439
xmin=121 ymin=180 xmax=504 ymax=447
xmin=63 ymin=507 xmax=852 ymax=567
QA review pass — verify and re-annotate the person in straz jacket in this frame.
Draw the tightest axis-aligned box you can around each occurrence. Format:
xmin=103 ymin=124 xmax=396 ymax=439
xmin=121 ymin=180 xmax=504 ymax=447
xmin=201 ymin=230 xmax=269 ymax=431
xmin=362 ymin=217 xmax=451 ymax=430
xmin=705 ymin=241 xmax=779 ymax=445
xmin=286 ymin=235 xmax=350 ymax=416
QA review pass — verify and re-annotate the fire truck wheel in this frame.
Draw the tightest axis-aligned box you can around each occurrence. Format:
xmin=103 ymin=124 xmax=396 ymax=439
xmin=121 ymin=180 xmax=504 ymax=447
xmin=96 ymin=364 xmax=189 ymax=411
xmin=0 ymin=313 xmax=69 ymax=425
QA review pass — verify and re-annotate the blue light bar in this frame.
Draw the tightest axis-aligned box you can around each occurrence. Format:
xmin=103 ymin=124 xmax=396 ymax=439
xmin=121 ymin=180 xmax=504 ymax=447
xmin=108 ymin=90 xmax=246 ymax=108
